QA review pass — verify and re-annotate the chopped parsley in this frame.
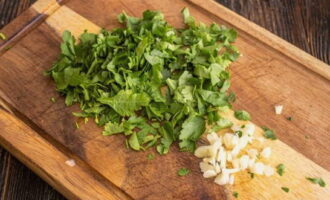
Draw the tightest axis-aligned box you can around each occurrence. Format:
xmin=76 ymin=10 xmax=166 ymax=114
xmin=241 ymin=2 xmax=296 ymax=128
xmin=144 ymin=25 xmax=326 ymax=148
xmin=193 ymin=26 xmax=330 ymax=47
xmin=75 ymin=122 xmax=80 ymax=129
xmin=262 ymin=126 xmax=277 ymax=140
xmin=234 ymin=110 xmax=251 ymax=121
xmin=248 ymin=172 xmax=255 ymax=179
xmin=235 ymin=130 xmax=243 ymax=137
xmin=50 ymin=97 xmax=56 ymax=103
xmin=276 ymin=164 xmax=285 ymax=176
xmin=46 ymin=8 xmax=240 ymax=154
xmin=286 ymin=116 xmax=292 ymax=121
xmin=281 ymin=187 xmax=289 ymax=193
xmin=306 ymin=177 xmax=326 ymax=187
xmin=147 ymin=153 xmax=155 ymax=160
xmin=232 ymin=191 xmax=239 ymax=198
xmin=177 ymin=168 xmax=190 ymax=176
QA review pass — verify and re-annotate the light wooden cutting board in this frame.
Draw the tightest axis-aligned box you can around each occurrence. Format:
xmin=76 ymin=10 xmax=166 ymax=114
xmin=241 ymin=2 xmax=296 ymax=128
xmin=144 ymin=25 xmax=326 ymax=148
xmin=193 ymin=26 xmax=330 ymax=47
xmin=0 ymin=0 xmax=329 ymax=199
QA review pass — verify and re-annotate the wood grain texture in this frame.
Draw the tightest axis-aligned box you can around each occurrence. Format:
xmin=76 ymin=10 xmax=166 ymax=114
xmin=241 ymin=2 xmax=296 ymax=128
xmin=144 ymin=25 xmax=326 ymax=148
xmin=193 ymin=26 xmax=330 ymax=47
xmin=0 ymin=0 xmax=37 ymax=28
xmin=0 ymin=109 xmax=132 ymax=200
xmin=216 ymin=0 xmax=330 ymax=65
xmin=0 ymin=0 xmax=329 ymax=199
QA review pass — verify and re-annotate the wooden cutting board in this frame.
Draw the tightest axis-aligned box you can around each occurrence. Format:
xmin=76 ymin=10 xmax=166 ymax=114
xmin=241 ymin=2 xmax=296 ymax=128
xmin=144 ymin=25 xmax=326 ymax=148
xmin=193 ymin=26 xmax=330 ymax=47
xmin=0 ymin=0 xmax=329 ymax=199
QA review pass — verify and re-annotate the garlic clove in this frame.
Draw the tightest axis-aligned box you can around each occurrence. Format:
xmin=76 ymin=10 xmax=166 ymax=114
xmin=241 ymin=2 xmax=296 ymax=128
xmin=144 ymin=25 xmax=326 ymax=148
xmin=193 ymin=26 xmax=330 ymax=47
xmin=261 ymin=147 xmax=271 ymax=158
xmin=247 ymin=148 xmax=259 ymax=159
xmin=274 ymin=105 xmax=283 ymax=115
xmin=239 ymin=155 xmax=249 ymax=170
xmin=229 ymin=174 xmax=235 ymax=185
xmin=214 ymin=163 xmax=221 ymax=173
xmin=244 ymin=123 xmax=255 ymax=136
xmin=226 ymin=150 xmax=233 ymax=162
xmin=195 ymin=146 xmax=210 ymax=158
xmin=232 ymin=159 xmax=240 ymax=169
xmin=264 ymin=165 xmax=275 ymax=176
xmin=252 ymin=162 xmax=265 ymax=175
xmin=203 ymin=170 xmax=217 ymax=178
xmin=222 ymin=168 xmax=240 ymax=174
xmin=223 ymin=133 xmax=234 ymax=149
xmin=214 ymin=172 xmax=229 ymax=185
xmin=207 ymin=132 xmax=219 ymax=144
xmin=200 ymin=162 xmax=214 ymax=172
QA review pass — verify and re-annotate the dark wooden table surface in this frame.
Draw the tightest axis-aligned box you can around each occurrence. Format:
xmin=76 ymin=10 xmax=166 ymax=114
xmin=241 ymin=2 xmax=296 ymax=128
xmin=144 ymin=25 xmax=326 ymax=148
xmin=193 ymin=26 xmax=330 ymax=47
xmin=0 ymin=0 xmax=329 ymax=199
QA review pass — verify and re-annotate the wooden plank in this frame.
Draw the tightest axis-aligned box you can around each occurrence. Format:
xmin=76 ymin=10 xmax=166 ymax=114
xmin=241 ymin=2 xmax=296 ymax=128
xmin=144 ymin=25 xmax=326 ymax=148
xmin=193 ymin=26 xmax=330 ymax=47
xmin=215 ymin=0 xmax=330 ymax=64
xmin=64 ymin=0 xmax=330 ymax=170
xmin=0 ymin=108 xmax=131 ymax=200
xmin=0 ymin=0 xmax=62 ymax=54
xmin=0 ymin=0 xmax=329 ymax=199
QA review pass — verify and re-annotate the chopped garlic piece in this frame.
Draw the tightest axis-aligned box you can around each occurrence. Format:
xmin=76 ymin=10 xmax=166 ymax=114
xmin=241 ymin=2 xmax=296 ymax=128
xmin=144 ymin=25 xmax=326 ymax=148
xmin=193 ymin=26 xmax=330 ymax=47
xmin=274 ymin=105 xmax=283 ymax=115
xmin=239 ymin=155 xmax=249 ymax=170
xmin=214 ymin=172 xmax=229 ymax=185
xmin=223 ymin=168 xmax=240 ymax=174
xmin=231 ymin=145 xmax=241 ymax=157
xmin=252 ymin=162 xmax=265 ymax=175
xmin=209 ymin=140 xmax=221 ymax=158
xmin=203 ymin=170 xmax=217 ymax=178
xmin=264 ymin=165 xmax=275 ymax=176
xmin=219 ymin=150 xmax=227 ymax=169
xmin=232 ymin=159 xmax=240 ymax=169
xmin=243 ymin=123 xmax=255 ymax=136
xmin=207 ymin=132 xmax=219 ymax=144
xmin=195 ymin=146 xmax=210 ymax=158
xmin=247 ymin=149 xmax=258 ymax=159
xmin=216 ymin=147 xmax=224 ymax=162
xmin=231 ymin=135 xmax=239 ymax=147
xmin=200 ymin=162 xmax=214 ymax=172
xmin=223 ymin=133 xmax=234 ymax=149
xmin=226 ymin=150 xmax=232 ymax=162
xmin=248 ymin=158 xmax=255 ymax=169
xmin=65 ymin=159 xmax=76 ymax=167
xmin=229 ymin=174 xmax=235 ymax=185
xmin=214 ymin=163 xmax=221 ymax=173
xmin=238 ymin=136 xmax=249 ymax=149
xmin=261 ymin=147 xmax=271 ymax=158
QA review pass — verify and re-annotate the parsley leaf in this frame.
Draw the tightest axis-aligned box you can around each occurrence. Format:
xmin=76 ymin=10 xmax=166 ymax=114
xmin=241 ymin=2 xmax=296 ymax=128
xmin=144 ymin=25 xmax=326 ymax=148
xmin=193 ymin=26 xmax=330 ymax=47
xmin=179 ymin=116 xmax=206 ymax=152
xmin=232 ymin=191 xmax=239 ymax=198
xmin=306 ymin=177 xmax=326 ymax=187
xmin=281 ymin=187 xmax=289 ymax=193
xmin=234 ymin=110 xmax=251 ymax=121
xmin=177 ymin=168 xmax=190 ymax=176
xmin=276 ymin=164 xmax=285 ymax=176
xmin=286 ymin=116 xmax=292 ymax=121
xmin=263 ymin=126 xmax=277 ymax=140
xmin=147 ymin=153 xmax=155 ymax=160
xmin=248 ymin=172 xmax=255 ymax=179
xmin=50 ymin=97 xmax=56 ymax=103
xmin=98 ymin=90 xmax=150 ymax=116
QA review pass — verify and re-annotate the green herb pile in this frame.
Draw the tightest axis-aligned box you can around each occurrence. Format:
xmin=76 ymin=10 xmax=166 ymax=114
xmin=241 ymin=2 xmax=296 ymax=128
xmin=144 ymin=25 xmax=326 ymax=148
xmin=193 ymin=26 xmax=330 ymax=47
xmin=47 ymin=8 xmax=239 ymax=154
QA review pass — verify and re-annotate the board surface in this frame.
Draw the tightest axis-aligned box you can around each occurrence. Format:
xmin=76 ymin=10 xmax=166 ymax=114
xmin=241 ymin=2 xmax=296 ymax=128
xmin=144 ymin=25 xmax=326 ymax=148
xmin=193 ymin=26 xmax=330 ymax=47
xmin=0 ymin=0 xmax=329 ymax=199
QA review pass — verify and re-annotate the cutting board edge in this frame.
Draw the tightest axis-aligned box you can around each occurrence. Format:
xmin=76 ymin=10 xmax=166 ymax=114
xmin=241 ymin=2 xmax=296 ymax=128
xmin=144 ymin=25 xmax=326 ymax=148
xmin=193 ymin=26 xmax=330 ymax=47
xmin=0 ymin=106 xmax=133 ymax=200
xmin=0 ymin=0 xmax=62 ymax=55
